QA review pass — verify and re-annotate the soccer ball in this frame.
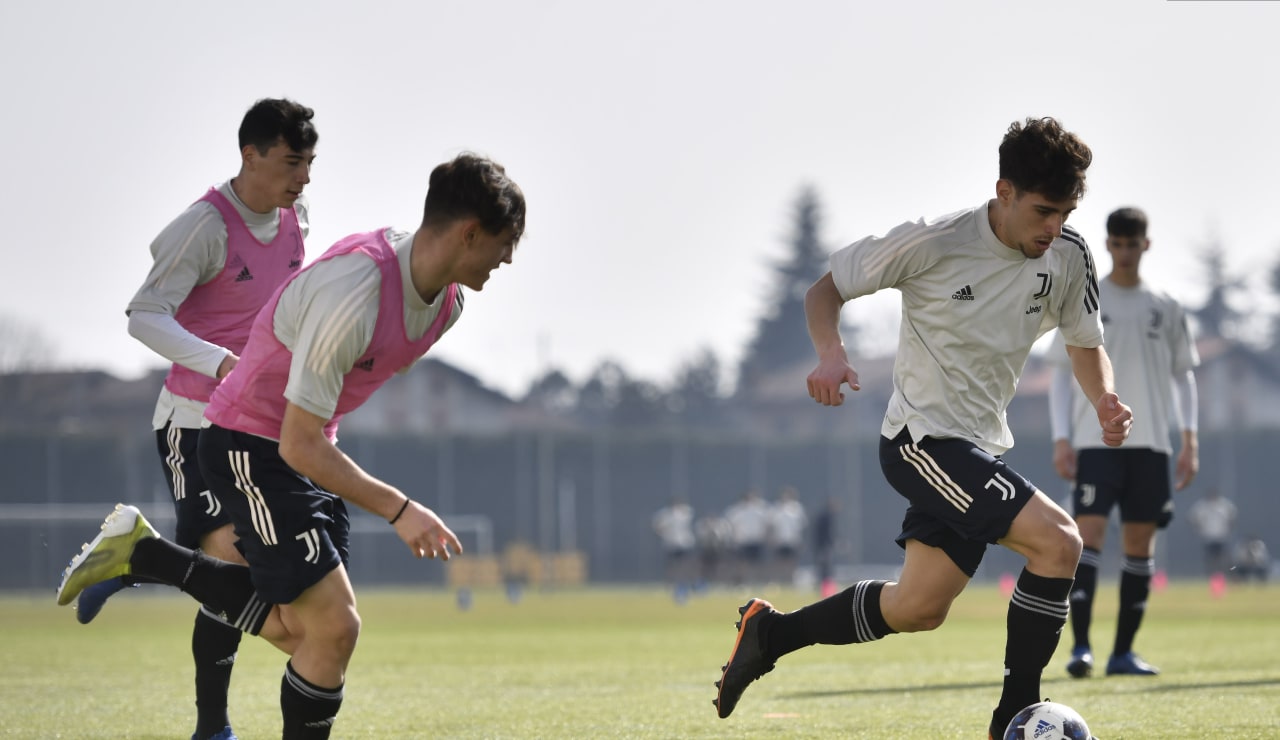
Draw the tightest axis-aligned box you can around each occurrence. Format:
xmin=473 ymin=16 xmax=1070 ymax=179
xmin=1003 ymin=701 xmax=1092 ymax=740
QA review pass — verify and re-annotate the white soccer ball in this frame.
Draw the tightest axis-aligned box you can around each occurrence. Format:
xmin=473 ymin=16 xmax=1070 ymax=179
xmin=1003 ymin=701 xmax=1092 ymax=740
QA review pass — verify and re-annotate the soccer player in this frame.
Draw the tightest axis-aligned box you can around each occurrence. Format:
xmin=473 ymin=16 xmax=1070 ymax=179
xmin=56 ymin=152 xmax=526 ymax=739
xmin=711 ymin=117 xmax=1131 ymax=739
xmin=75 ymin=98 xmax=317 ymax=740
xmin=1048 ymin=206 xmax=1199 ymax=678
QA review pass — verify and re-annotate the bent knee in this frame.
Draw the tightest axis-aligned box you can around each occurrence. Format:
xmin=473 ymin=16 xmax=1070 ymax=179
xmin=890 ymin=602 xmax=951 ymax=633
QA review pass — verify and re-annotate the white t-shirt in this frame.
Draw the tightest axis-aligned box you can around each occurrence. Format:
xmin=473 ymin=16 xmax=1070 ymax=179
xmin=829 ymin=201 xmax=1103 ymax=454
xmin=768 ymin=500 xmax=808 ymax=548
xmin=652 ymin=504 xmax=696 ymax=551
xmin=127 ymin=181 xmax=311 ymax=429
xmin=273 ymin=229 xmax=464 ymax=421
xmin=725 ymin=498 xmax=770 ymax=546
xmin=1048 ymin=277 xmax=1198 ymax=453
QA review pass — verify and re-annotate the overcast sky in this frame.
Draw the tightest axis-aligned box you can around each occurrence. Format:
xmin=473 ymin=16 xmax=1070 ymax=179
xmin=3 ymin=0 xmax=1278 ymax=397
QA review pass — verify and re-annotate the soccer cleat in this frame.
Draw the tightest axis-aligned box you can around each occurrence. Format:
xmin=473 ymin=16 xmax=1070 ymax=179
xmin=712 ymin=598 xmax=778 ymax=719
xmin=55 ymin=504 xmax=158 ymax=606
xmin=1106 ymin=651 xmax=1159 ymax=676
xmin=192 ymin=726 xmax=238 ymax=740
xmin=75 ymin=576 xmax=137 ymax=624
xmin=1066 ymin=645 xmax=1094 ymax=678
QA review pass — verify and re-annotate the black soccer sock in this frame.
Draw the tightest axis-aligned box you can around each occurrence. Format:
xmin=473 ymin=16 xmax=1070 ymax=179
xmin=994 ymin=569 xmax=1072 ymax=730
xmin=1113 ymin=555 xmax=1154 ymax=655
xmin=281 ymin=661 xmax=344 ymax=740
xmin=130 ymin=538 xmax=270 ymax=635
xmin=192 ymin=607 xmax=241 ymax=740
xmin=1068 ymin=547 xmax=1100 ymax=649
xmin=766 ymin=580 xmax=896 ymax=660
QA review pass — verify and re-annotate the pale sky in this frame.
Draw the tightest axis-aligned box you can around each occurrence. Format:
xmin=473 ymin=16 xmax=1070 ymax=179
xmin=3 ymin=0 xmax=1278 ymax=397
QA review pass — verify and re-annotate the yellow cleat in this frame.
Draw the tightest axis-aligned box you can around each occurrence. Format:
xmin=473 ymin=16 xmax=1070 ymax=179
xmin=55 ymin=504 xmax=158 ymax=606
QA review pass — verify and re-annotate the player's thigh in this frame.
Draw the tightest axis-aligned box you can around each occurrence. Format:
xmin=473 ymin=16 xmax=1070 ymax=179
xmin=199 ymin=522 xmax=247 ymax=566
xmin=883 ymin=539 xmax=970 ymax=629
xmin=281 ymin=565 xmax=360 ymax=645
xmin=999 ymin=491 xmax=1081 ymax=575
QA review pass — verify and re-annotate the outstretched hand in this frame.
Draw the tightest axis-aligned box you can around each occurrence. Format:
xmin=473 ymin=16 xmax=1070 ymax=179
xmin=393 ymin=501 xmax=463 ymax=560
xmin=1095 ymin=392 xmax=1133 ymax=447
xmin=807 ymin=355 xmax=861 ymax=407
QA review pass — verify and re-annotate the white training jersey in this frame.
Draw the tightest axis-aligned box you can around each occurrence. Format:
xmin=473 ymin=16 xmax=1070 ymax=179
xmin=725 ymin=499 xmax=770 ymax=546
xmin=652 ymin=504 xmax=696 ymax=551
xmin=1048 ymin=277 xmax=1198 ymax=453
xmin=768 ymin=500 xmax=808 ymax=547
xmin=128 ymin=181 xmax=311 ymax=429
xmin=274 ymin=229 xmax=463 ymax=422
xmin=830 ymin=201 xmax=1103 ymax=455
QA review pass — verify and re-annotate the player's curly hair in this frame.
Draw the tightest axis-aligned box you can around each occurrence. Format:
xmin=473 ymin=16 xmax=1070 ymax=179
xmin=423 ymin=153 xmax=526 ymax=242
xmin=998 ymin=117 xmax=1091 ymax=202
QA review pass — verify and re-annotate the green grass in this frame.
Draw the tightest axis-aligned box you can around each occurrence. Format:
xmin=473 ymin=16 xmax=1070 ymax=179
xmin=0 ymin=581 xmax=1276 ymax=738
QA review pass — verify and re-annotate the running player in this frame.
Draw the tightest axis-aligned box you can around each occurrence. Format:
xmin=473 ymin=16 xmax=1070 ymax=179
xmin=711 ymin=117 xmax=1131 ymax=739
xmin=57 ymin=152 xmax=525 ymax=740
xmin=1048 ymin=206 xmax=1199 ymax=678
xmin=76 ymin=97 xmax=317 ymax=740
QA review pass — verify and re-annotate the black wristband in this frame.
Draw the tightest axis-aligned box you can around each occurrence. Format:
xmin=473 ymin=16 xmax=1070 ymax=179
xmin=389 ymin=498 xmax=411 ymax=525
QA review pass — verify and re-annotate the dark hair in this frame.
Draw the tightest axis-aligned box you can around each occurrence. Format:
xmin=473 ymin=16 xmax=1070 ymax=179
xmin=422 ymin=153 xmax=526 ymax=241
xmin=1106 ymin=207 xmax=1148 ymax=238
xmin=998 ymin=117 xmax=1092 ymax=202
xmin=238 ymin=98 xmax=318 ymax=155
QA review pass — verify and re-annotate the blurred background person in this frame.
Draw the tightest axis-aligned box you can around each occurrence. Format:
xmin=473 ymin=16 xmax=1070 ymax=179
xmin=725 ymin=489 xmax=769 ymax=586
xmin=652 ymin=497 xmax=696 ymax=602
xmin=1230 ymin=535 xmax=1270 ymax=583
xmin=1188 ymin=487 xmax=1237 ymax=576
xmin=767 ymin=486 xmax=807 ymax=585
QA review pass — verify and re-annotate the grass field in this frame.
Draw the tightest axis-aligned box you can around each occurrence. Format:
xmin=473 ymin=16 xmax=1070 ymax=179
xmin=0 ymin=581 xmax=1276 ymax=739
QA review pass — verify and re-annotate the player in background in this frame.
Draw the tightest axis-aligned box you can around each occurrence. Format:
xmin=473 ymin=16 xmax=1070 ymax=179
xmin=711 ymin=117 xmax=1131 ymax=740
xmin=74 ymin=98 xmax=317 ymax=740
xmin=57 ymin=152 xmax=525 ymax=740
xmin=1048 ymin=206 xmax=1199 ymax=678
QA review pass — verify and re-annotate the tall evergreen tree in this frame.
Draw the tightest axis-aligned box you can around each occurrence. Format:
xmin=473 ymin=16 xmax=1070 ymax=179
xmin=737 ymin=187 xmax=850 ymax=394
xmin=1190 ymin=241 xmax=1245 ymax=340
xmin=1268 ymin=257 xmax=1280 ymax=354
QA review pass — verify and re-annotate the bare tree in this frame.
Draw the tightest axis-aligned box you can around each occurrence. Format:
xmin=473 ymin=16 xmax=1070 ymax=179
xmin=0 ymin=315 xmax=57 ymax=373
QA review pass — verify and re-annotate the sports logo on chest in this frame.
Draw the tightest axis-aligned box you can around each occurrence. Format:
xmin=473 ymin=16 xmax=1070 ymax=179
xmin=1024 ymin=272 xmax=1052 ymax=315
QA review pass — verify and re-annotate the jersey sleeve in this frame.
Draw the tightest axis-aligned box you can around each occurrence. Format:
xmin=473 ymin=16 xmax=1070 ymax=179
xmin=1053 ymin=229 xmax=1103 ymax=348
xmin=276 ymin=253 xmax=381 ymax=420
xmin=1168 ymin=299 xmax=1200 ymax=374
xmin=828 ymin=218 xmax=942 ymax=300
xmin=126 ymin=202 xmax=228 ymax=316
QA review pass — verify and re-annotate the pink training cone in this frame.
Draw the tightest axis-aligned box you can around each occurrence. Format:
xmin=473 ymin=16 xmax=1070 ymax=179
xmin=1209 ymin=571 xmax=1227 ymax=598
xmin=1152 ymin=569 xmax=1168 ymax=592
xmin=999 ymin=572 xmax=1016 ymax=598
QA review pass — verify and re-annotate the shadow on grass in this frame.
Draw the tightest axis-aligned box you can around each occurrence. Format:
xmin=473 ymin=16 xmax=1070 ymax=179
xmin=782 ymin=675 xmax=1280 ymax=701
xmin=781 ymin=679 xmax=1002 ymax=699
xmin=1136 ymin=677 xmax=1280 ymax=693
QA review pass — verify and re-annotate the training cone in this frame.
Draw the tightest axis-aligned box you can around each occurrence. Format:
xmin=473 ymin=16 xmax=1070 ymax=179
xmin=999 ymin=572 xmax=1016 ymax=598
xmin=1209 ymin=571 xmax=1227 ymax=598
xmin=1152 ymin=569 xmax=1168 ymax=592
xmin=820 ymin=578 xmax=838 ymax=598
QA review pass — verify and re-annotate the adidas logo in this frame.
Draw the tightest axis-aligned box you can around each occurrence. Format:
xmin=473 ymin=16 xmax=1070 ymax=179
xmin=234 ymin=266 xmax=253 ymax=282
xmin=1033 ymin=719 xmax=1056 ymax=738
xmin=355 ymin=358 xmax=375 ymax=372
xmin=951 ymin=285 xmax=974 ymax=301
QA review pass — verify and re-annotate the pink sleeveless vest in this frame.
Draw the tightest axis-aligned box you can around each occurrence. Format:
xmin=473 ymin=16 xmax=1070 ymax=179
xmin=205 ymin=230 xmax=458 ymax=442
xmin=164 ymin=188 xmax=305 ymax=403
